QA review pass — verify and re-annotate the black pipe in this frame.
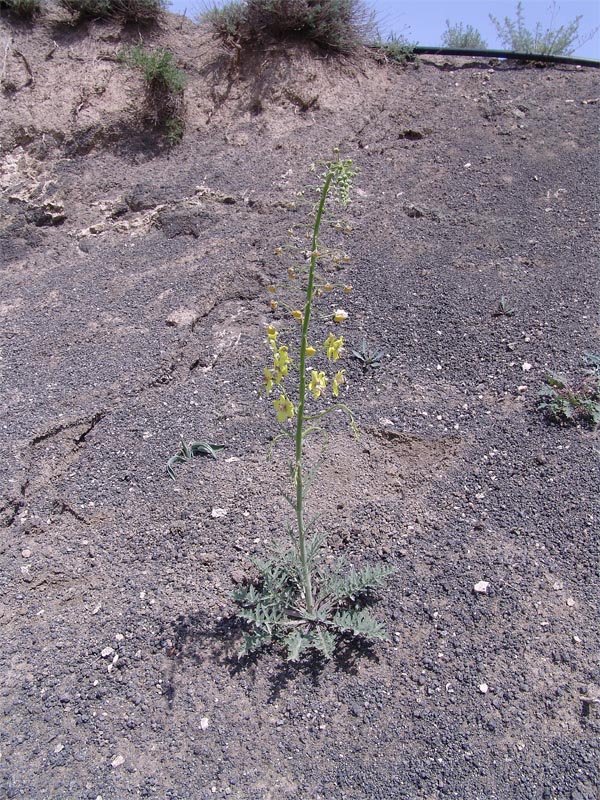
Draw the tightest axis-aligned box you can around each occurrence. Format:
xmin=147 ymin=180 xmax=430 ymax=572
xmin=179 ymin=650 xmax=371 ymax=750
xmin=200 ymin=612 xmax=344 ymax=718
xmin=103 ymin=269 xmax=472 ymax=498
xmin=410 ymin=46 xmax=600 ymax=68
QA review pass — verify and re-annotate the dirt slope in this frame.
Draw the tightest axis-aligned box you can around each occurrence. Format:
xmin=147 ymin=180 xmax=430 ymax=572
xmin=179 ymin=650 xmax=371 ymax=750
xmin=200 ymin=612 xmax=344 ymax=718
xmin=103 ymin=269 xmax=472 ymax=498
xmin=1 ymin=8 xmax=599 ymax=800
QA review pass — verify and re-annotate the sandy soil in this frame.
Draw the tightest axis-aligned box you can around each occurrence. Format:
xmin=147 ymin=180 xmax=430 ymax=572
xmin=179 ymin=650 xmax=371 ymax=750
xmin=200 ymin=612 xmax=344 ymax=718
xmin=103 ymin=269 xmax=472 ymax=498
xmin=1 ymin=8 xmax=599 ymax=800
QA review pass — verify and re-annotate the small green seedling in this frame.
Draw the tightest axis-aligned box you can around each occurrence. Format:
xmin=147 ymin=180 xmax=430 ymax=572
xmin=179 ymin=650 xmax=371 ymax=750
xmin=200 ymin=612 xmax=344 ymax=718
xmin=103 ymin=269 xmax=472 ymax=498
xmin=351 ymin=337 xmax=384 ymax=371
xmin=538 ymin=354 xmax=600 ymax=426
xmin=492 ymin=296 xmax=516 ymax=317
xmin=166 ymin=436 xmax=225 ymax=480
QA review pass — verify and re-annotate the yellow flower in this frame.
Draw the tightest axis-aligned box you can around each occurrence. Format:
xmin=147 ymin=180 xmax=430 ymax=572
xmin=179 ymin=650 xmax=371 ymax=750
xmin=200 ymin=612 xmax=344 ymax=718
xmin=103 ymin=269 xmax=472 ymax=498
xmin=273 ymin=393 xmax=295 ymax=423
xmin=332 ymin=369 xmax=346 ymax=397
xmin=308 ymin=370 xmax=327 ymax=399
xmin=342 ymin=254 xmax=350 ymax=263
xmin=268 ymin=285 xmax=276 ymax=293
xmin=266 ymin=325 xmax=278 ymax=348
xmin=306 ymin=345 xmax=316 ymax=357
xmin=274 ymin=247 xmax=283 ymax=255
xmin=273 ymin=345 xmax=290 ymax=380
xmin=287 ymin=268 xmax=297 ymax=279
xmin=263 ymin=367 xmax=274 ymax=394
xmin=269 ymin=299 xmax=278 ymax=311
xmin=291 ymin=309 xmax=303 ymax=323
xmin=343 ymin=285 xmax=353 ymax=293
xmin=323 ymin=283 xmax=334 ymax=292
xmin=323 ymin=333 xmax=344 ymax=361
xmin=333 ymin=309 xmax=348 ymax=323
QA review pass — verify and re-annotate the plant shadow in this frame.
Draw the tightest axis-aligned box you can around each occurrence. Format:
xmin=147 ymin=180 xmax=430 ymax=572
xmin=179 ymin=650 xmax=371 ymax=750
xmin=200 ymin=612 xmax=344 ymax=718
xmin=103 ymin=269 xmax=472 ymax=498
xmin=159 ymin=609 xmax=381 ymax=707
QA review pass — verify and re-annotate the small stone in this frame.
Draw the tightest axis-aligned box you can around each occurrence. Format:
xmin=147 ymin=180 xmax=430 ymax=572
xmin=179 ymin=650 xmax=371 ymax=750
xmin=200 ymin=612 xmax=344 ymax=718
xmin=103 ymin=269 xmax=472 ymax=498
xmin=230 ymin=570 xmax=245 ymax=585
xmin=566 ymin=598 xmax=575 ymax=607
xmin=473 ymin=581 xmax=490 ymax=594
xmin=478 ymin=683 xmax=489 ymax=694
xmin=165 ymin=309 xmax=198 ymax=328
xmin=54 ymin=743 xmax=64 ymax=754
xmin=21 ymin=549 xmax=32 ymax=558
xmin=111 ymin=755 xmax=125 ymax=768
xmin=115 ymin=633 xmax=124 ymax=641
xmin=101 ymin=647 xmax=115 ymax=658
xmin=211 ymin=507 xmax=228 ymax=518
xmin=522 ymin=362 xmax=532 ymax=371
xmin=553 ymin=581 xmax=563 ymax=590
xmin=200 ymin=717 xmax=209 ymax=730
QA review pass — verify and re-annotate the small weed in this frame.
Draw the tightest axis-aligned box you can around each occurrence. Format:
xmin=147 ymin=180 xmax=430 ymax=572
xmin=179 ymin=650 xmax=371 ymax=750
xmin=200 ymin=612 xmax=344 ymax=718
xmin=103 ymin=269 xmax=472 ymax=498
xmin=0 ymin=0 xmax=42 ymax=18
xmin=492 ymin=296 xmax=516 ymax=317
xmin=351 ymin=337 xmax=384 ymax=371
xmin=113 ymin=0 xmax=165 ymax=23
xmin=59 ymin=0 xmax=165 ymax=23
xmin=121 ymin=46 xmax=186 ymax=142
xmin=538 ymin=354 xmax=600 ymax=426
xmin=370 ymin=33 xmax=417 ymax=64
xmin=201 ymin=0 xmax=376 ymax=54
xmin=164 ymin=116 xmax=185 ymax=146
xmin=59 ymin=0 xmax=112 ymax=19
xmin=202 ymin=1 xmax=244 ymax=40
xmin=442 ymin=20 xmax=487 ymax=49
xmin=166 ymin=436 xmax=225 ymax=480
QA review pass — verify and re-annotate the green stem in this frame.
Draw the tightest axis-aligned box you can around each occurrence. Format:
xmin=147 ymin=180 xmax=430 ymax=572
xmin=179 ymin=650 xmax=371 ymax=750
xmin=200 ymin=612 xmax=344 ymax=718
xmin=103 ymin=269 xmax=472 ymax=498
xmin=295 ymin=169 xmax=334 ymax=615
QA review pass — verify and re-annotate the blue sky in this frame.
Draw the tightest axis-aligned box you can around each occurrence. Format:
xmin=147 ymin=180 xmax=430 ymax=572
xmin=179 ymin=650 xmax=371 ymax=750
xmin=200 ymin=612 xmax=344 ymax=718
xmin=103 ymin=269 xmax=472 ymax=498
xmin=172 ymin=1 xmax=600 ymax=59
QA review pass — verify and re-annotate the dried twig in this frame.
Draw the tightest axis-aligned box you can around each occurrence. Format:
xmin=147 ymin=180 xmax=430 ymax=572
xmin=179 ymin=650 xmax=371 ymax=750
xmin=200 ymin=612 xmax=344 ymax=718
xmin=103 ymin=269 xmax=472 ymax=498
xmin=13 ymin=47 xmax=33 ymax=87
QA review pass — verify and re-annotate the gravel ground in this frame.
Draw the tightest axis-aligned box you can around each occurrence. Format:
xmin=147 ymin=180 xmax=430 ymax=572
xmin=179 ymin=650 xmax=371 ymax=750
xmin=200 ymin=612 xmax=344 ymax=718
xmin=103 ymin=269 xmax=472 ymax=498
xmin=0 ymin=10 xmax=599 ymax=800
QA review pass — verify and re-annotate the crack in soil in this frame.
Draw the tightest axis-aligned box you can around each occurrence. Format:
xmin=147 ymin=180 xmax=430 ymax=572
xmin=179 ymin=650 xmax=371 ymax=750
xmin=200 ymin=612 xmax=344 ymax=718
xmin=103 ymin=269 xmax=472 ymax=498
xmin=30 ymin=410 xmax=107 ymax=447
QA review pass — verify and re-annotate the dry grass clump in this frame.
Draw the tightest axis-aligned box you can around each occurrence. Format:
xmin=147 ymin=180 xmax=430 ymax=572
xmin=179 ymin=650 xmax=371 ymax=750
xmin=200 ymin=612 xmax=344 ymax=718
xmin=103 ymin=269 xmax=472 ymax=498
xmin=58 ymin=0 xmax=165 ymax=23
xmin=0 ymin=0 xmax=42 ymax=19
xmin=202 ymin=0 xmax=376 ymax=54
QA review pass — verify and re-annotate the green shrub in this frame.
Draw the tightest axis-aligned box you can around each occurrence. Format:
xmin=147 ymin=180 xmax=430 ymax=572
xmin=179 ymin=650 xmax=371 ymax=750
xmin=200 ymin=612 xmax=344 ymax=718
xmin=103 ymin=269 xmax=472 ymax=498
xmin=59 ymin=0 xmax=165 ymax=23
xmin=442 ymin=21 xmax=488 ymax=49
xmin=370 ymin=32 xmax=416 ymax=63
xmin=59 ymin=0 xmax=112 ymax=18
xmin=490 ymin=1 xmax=592 ymax=56
xmin=0 ymin=0 xmax=42 ymax=18
xmin=122 ymin=46 xmax=187 ymax=143
xmin=201 ymin=0 xmax=376 ymax=54
xmin=113 ymin=0 xmax=165 ymax=22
